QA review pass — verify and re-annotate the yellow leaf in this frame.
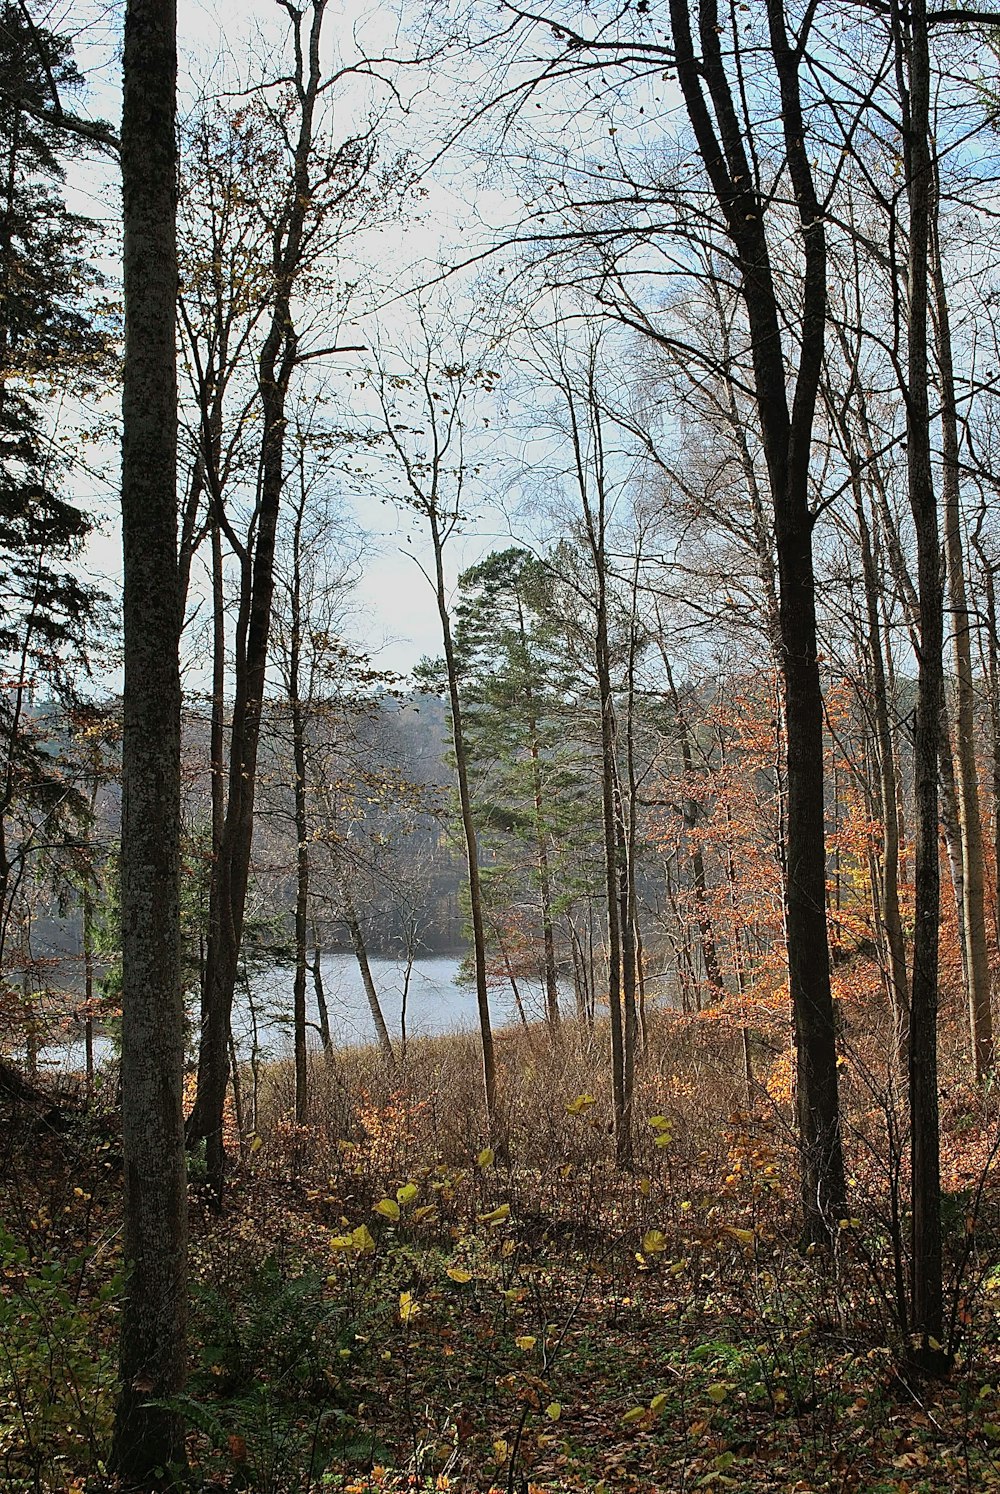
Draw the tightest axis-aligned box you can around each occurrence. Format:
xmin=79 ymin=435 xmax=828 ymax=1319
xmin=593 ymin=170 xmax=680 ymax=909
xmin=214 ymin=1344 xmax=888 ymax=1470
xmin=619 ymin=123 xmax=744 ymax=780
xmin=515 ymin=1335 xmax=537 ymax=1351
xmin=639 ymin=1176 xmax=651 ymax=1196
xmin=650 ymin=1392 xmax=668 ymax=1414
xmin=668 ymin=1258 xmax=688 ymax=1275
xmin=330 ymin=1233 xmax=353 ymax=1251
xmin=396 ymin=1183 xmax=419 ymax=1206
xmin=654 ymin=1132 xmax=672 ymax=1149
xmin=374 ymin=1198 xmax=401 ymax=1222
xmin=492 ymin=1439 xmax=510 ymax=1461
xmin=545 ymin=1401 xmax=561 ymax=1421
xmin=399 ymin=1291 xmax=421 ymax=1323
xmin=446 ymin=1267 xmax=473 ymax=1283
xmin=413 ymin=1204 xmax=437 ymax=1223
xmin=648 ymin=1115 xmax=671 ymax=1130
xmin=476 ymin=1147 xmax=495 ymax=1168
xmin=707 ymin=1383 xmax=728 ymax=1404
xmin=565 ymin=1093 xmax=596 ymax=1115
xmin=642 ymin=1229 xmax=668 ymax=1254
xmin=351 ymin=1224 xmax=375 ymax=1254
xmin=723 ymin=1226 xmax=755 ymax=1245
xmin=622 ymin=1406 xmax=646 ymax=1424
xmin=478 ymin=1203 xmax=511 ymax=1224
xmin=249 ymin=1134 xmax=263 ymax=1153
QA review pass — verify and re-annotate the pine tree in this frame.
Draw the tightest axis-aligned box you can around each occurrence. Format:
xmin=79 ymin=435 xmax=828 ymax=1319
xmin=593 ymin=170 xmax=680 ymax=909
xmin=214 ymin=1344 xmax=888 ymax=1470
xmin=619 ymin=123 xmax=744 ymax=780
xmin=0 ymin=3 xmax=110 ymax=977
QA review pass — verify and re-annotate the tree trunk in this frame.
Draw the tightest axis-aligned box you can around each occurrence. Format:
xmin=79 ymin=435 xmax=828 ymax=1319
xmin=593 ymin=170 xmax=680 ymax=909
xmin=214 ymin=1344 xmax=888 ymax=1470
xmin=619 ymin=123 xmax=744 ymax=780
xmin=187 ymin=0 xmax=328 ymax=1198
xmin=111 ymin=0 xmax=188 ymax=1473
xmin=850 ymin=460 xmax=909 ymax=1064
xmin=289 ymin=496 xmax=310 ymax=1123
xmin=934 ymin=223 xmax=994 ymax=1079
xmin=343 ymin=889 xmax=395 ymax=1061
xmin=668 ymin=0 xmax=845 ymax=1238
xmin=528 ymin=723 xmax=560 ymax=1030
xmin=430 ymin=510 xmax=497 ymax=1130
xmin=900 ymin=0 xmax=945 ymax=1358
xmin=311 ymin=937 xmax=332 ymax=1051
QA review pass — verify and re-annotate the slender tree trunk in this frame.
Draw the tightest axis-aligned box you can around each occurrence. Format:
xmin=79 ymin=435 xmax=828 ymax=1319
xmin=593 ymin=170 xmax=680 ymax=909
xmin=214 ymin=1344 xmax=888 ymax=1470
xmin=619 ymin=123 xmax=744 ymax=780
xmin=900 ymin=0 xmax=944 ymax=1357
xmin=528 ymin=722 xmax=560 ymax=1030
xmin=310 ymin=938 xmax=332 ymax=1051
xmin=851 ymin=465 xmax=909 ymax=1063
xmin=83 ymin=882 xmax=94 ymax=1086
xmin=934 ymin=225 xmax=994 ymax=1079
xmin=288 ymin=491 xmax=310 ymax=1122
xmin=979 ymin=561 xmax=1000 ymax=939
xmin=664 ymin=651 xmax=723 ymax=994
xmin=112 ymin=0 xmax=187 ymax=1472
xmin=187 ymin=1 xmax=328 ymax=1197
xmin=343 ymin=888 xmax=395 ymax=1061
xmin=595 ymin=541 xmax=629 ymax=1166
xmin=669 ymin=0 xmax=844 ymax=1237
xmin=430 ymin=511 xmax=496 ymax=1129
xmin=562 ymin=357 xmax=631 ymax=1166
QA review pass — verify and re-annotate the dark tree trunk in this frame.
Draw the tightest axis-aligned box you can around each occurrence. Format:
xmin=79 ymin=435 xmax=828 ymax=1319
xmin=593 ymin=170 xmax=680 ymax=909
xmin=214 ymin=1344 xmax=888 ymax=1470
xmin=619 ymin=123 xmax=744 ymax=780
xmin=111 ymin=0 xmax=188 ymax=1475
xmin=187 ymin=3 xmax=327 ymax=1197
xmin=668 ymin=0 xmax=845 ymax=1238
xmin=431 ymin=509 xmax=497 ymax=1130
xmin=898 ymin=0 xmax=945 ymax=1358
xmin=311 ymin=938 xmax=332 ymax=1051
xmin=934 ymin=220 xmax=994 ymax=1079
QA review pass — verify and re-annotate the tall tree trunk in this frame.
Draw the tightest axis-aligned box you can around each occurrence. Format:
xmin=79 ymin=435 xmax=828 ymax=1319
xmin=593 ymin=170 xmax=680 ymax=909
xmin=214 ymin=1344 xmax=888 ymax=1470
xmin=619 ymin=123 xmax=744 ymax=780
xmin=528 ymin=722 xmax=560 ymax=1030
xmin=288 ymin=484 xmax=310 ymax=1122
xmin=663 ymin=649 xmax=723 ymax=994
xmin=187 ymin=0 xmax=329 ymax=1198
xmin=668 ymin=0 xmax=844 ymax=1237
xmin=189 ymin=358 xmax=292 ymax=1196
xmin=291 ymin=697 xmax=309 ymax=1119
xmin=850 ymin=460 xmax=909 ymax=1063
xmin=83 ymin=879 xmax=95 ymax=1085
xmin=899 ymin=0 xmax=944 ymax=1357
xmin=430 ymin=510 xmax=497 ymax=1130
xmin=977 ymin=557 xmax=1000 ymax=939
xmin=933 ymin=223 xmax=994 ymax=1079
xmin=112 ymin=0 xmax=187 ymax=1473
xmin=562 ymin=352 xmax=631 ymax=1166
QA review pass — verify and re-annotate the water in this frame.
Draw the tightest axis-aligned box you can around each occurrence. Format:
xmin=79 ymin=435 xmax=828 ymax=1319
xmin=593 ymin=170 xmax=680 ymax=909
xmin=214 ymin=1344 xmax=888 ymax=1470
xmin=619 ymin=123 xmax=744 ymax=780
xmin=33 ymin=952 xmax=558 ymax=1072
xmin=234 ymin=952 xmax=552 ymax=1058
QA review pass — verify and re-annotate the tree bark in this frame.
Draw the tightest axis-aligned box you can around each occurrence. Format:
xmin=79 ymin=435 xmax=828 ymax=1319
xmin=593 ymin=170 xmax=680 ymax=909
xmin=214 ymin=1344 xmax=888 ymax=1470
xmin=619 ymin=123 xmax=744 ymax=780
xmin=111 ymin=0 xmax=188 ymax=1474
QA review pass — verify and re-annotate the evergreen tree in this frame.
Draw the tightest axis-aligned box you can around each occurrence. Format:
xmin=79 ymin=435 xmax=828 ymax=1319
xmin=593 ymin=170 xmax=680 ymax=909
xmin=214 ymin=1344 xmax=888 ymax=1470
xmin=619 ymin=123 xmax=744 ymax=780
xmin=0 ymin=3 xmax=111 ymax=974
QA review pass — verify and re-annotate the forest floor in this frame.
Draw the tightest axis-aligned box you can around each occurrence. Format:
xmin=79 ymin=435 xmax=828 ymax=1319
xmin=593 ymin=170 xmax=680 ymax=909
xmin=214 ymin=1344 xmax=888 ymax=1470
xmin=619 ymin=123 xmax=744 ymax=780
xmin=4 ymin=996 xmax=1000 ymax=1493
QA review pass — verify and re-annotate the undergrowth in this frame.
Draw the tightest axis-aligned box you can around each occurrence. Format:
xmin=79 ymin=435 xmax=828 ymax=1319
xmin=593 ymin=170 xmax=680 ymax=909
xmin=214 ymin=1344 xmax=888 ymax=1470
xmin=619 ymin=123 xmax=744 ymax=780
xmin=2 ymin=994 xmax=1000 ymax=1492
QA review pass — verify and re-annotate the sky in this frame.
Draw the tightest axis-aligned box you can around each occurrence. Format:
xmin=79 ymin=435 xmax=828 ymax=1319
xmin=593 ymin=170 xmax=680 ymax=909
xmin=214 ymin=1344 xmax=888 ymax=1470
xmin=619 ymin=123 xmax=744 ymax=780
xmin=56 ymin=0 xmax=548 ymax=680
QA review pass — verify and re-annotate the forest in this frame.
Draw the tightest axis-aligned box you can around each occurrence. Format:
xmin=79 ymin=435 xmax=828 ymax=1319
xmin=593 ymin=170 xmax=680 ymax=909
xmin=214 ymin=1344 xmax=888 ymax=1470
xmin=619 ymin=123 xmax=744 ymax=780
xmin=4 ymin=0 xmax=1000 ymax=1488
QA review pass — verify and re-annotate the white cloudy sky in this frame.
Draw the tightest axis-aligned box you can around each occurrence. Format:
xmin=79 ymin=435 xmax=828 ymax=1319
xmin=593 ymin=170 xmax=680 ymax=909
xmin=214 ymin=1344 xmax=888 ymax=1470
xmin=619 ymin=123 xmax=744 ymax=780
xmin=58 ymin=0 xmax=556 ymax=678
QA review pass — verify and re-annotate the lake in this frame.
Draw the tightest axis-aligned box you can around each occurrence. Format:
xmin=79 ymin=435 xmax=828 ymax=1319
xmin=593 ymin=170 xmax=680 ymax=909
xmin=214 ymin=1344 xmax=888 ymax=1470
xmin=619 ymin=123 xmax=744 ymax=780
xmin=34 ymin=952 xmax=559 ymax=1071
